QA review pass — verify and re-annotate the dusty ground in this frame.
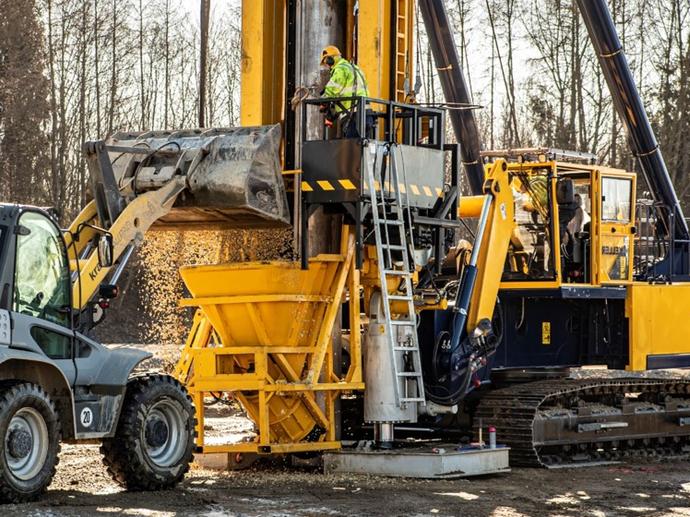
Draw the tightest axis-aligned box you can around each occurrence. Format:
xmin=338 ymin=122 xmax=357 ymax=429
xmin=7 ymin=444 xmax=690 ymax=516
xmin=10 ymin=345 xmax=690 ymax=516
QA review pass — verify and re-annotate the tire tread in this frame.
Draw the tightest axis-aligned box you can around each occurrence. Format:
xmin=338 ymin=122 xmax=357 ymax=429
xmin=101 ymin=374 xmax=195 ymax=491
xmin=0 ymin=382 xmax=61 ymax=503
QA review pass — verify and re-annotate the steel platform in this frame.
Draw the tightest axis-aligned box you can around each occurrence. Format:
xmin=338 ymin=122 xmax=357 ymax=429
xmin=323 ymin=444 xmax=510 ymax=479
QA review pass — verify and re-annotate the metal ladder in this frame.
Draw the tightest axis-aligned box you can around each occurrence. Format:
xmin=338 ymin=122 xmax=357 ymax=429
xmin=366 ymin=144 xmax=425 ymax=407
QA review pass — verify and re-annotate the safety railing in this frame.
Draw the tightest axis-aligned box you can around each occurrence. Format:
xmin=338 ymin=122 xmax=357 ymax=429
xmin=634 ymin=200 xmax=690 ymax=280
xmin=301 ymin=96 xmax=444 ymax=149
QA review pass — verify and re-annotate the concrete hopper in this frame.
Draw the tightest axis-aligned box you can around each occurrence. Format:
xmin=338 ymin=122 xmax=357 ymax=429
xmin=175 ymin=232 xmax=363 ymax=454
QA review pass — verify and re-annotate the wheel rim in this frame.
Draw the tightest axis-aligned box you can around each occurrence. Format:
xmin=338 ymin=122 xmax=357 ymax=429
xmin=142 ymin=399 xmax=186 ymax=468
xmin=5 ymin=407 xmax=49 ymax=481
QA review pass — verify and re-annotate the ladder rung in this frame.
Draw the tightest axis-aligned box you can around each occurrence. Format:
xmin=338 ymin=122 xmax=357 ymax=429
xmin=383 ymin=270 xmax=410 ymax=276
xmin=397 ymin=372 xmax=423 ymax=378
xmin=380 ymin=219 xmax=403 ymax=226
xmin=388 ymin=295 xmax=412 ymax=301
xmin=382 ymin=244 xmax=406 ymax=251
xmin=391 ymin=319 xmax=415 ymax=325
xmin=401 ymin=397 xmax=426 ymax=403
xmin=393 ymin=346 xmax=419 ymax=351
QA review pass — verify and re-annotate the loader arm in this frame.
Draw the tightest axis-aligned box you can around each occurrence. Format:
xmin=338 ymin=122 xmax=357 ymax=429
xmin=423 ymin=160 xmax=515 ymax=406
xmin=65 ymin=177 xmax=185 ymax=311
xmin=463 ymin=160 xmax=515 ymax=334
xmin=63 ymin=125 xmax=287 ymax=317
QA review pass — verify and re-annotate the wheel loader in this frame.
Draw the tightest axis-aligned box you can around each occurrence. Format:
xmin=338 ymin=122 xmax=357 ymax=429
xmin=0 ymin=125 xmax=287 ymax=502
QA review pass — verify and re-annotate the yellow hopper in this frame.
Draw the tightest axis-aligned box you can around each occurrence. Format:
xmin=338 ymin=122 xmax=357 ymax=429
xmin=175 ymin=231 xmax=363 ymax=455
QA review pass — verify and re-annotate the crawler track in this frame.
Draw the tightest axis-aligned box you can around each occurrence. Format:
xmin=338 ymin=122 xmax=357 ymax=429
xmin=475 ymin=378 xmax=690 ymax=467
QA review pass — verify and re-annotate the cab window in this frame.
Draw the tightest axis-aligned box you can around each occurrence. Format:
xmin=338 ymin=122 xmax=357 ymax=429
xmin=14 ymin=212 xmax=71 ymax=327
xmin=602 ymin=177 xmax=632 ymax=223
xmin=503 ymin=169 xmax=556 ymax=281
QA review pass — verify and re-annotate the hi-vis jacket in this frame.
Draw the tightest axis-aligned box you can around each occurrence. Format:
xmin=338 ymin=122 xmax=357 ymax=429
xmin=324 ymin=57 xmax=369 ymax=113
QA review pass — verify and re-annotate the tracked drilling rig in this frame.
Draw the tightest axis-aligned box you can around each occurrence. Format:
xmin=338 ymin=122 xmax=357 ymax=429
xmin=171 ymin=0 xmax=690 ymax=476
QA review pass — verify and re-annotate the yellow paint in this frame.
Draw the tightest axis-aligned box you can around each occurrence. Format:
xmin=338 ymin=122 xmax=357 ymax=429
xmin=592 ymin=170 xmax=637 ymax=285
xmin=301 ymin=181 xmax=313 ymax=192
xmin=317 ymin=180 xmax=335 ymax=191
xmin=467 ymin=161 xmax=515 ymax=332
xmin=410 ymin=184 xmax=420 ymax=195
xmin=542 ymin=322 xmax=551 ymax=345
xmin=240 ymin=0 xmax=285 ymax=126
xmin=458 ymin=196 xmax=485 ymax=218
xmin=626 ymin=283 xmax=690 ymax=370
xmin=338 ymin=179 xmax=357 ymax=190
xmin=423 ymin=186 xmax=433 ymax=197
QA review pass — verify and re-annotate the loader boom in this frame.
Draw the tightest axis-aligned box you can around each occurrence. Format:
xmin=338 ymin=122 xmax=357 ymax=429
xmin=63 ymin=125 xmax=288 ymax=329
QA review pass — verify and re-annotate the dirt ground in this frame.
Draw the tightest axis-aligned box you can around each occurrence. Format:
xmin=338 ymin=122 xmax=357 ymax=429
xmin=9 ymin=345 xmax=690 ymax=516
xmin=6 ymin=444 xmax=690 ymax=516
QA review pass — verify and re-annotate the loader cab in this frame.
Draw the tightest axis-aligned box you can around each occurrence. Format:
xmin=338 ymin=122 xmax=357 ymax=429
xmin=12 ymin=209 xmax=72 ymax=330
xmin=0 ymin=205 xmax=75 ymax=357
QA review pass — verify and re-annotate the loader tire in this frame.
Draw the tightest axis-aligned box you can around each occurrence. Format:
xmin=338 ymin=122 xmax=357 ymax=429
xmin=101 ymin=374 xmax=196 ymax=490
xmin=0 ymin=382 xmax=60 ymax=503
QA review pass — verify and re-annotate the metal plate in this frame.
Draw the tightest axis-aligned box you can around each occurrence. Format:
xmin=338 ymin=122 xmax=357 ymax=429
xmin=323 ymin=445 xmax=510 ymax=478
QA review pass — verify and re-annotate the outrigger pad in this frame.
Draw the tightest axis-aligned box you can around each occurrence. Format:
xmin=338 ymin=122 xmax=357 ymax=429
xmin=108 ymin=125 xmax=290 ymax=229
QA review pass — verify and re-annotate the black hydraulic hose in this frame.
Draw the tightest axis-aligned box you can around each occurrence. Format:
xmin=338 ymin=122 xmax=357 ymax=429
xmin=418 ymin=0 xmax=484 ymax=195
xmin=576 ymin=0 xmax=689 ymax=242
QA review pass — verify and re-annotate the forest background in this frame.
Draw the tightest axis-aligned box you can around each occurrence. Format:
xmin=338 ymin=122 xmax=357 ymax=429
xmin=1 ymin=0 xmax=688 ymax=341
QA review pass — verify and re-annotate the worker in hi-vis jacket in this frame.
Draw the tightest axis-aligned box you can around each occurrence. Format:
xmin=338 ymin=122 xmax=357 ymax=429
xmin=320 ymin=45 xmax=373 ymax=138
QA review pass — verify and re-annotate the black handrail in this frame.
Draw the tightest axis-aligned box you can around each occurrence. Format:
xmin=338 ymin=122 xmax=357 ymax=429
xmin=301 ymin=96 xmax=445 ymax=149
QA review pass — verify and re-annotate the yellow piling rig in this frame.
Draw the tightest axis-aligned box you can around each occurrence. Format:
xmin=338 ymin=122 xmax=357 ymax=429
xmin=174 ymin=227 xmax=364 ymax=455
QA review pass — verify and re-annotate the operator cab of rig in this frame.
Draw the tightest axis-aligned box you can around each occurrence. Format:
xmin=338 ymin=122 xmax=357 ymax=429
xmin=481 ymin=148 xmax=635 ymax=287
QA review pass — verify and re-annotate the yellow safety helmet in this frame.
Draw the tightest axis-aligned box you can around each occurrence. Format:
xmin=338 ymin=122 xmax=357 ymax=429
xmin=320 ymin=45 xmax=341 ymax=65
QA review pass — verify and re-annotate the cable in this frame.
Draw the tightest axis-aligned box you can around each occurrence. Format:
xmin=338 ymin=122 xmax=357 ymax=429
xmin=516 ymin=297 xmax=525 ymax=330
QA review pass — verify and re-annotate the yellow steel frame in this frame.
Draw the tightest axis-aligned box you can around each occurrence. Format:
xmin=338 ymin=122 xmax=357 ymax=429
xmin=240 ymin=0 xmax=285 ymax=127
xmin=175 ymin=228 xmax=363 ymax=455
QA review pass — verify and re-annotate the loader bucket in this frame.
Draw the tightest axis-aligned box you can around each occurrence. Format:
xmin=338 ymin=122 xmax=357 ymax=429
xmin=107 ymin=125 xmax=290 ymax=229
xmin=178 ymin=250 xmax=354 ymax=447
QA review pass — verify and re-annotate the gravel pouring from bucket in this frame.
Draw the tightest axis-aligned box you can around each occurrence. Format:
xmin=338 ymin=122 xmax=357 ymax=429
xmin=103 ymin=125 xmax=290 ymax=229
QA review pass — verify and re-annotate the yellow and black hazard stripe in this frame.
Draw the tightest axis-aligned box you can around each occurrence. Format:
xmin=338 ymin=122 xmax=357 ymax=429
xmin=301 ymin=180 xmax=443 ymax=198
xmin=301 ymin=179 xmax=358 ymax=192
